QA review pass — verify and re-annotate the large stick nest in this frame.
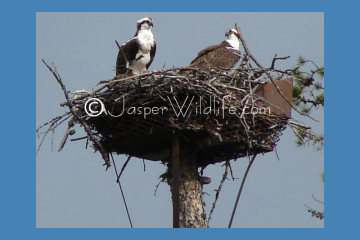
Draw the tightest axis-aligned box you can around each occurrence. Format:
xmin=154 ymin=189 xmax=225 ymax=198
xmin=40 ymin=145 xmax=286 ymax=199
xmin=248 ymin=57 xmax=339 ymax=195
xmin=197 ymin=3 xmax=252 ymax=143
xmin=69 ymin=67 xmax=289 ymax=167
xmin=38 ymin=24 xmax=304 ymax=168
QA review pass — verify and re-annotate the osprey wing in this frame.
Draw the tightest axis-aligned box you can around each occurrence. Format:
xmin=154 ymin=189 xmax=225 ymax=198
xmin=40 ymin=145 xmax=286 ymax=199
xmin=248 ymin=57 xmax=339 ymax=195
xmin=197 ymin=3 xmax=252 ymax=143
xmin=209 ymin=47 xmax=240 ymax=69
xmin=116 ymin=38 xmax=140 ymax=75
xmin=189 ymin=44 xmax=220 ymax=68
xmin=189 ymin=42 xmax=240 ymax=69
xmin=146 ymin=41 xmax=156 ymax=70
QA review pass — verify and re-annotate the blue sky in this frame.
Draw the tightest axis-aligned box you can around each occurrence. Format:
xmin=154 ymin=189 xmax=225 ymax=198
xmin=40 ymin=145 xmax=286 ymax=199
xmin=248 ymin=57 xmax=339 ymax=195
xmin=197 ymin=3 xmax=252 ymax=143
xmin=36 ymin=12 xmax=324 ymax=228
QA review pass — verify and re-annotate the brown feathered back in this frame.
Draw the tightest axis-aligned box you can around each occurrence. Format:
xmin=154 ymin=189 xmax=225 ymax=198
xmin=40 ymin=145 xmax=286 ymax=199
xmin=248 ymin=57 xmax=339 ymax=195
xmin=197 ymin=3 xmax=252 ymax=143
xmin=189 ymin=41 xmax=240 ymax=69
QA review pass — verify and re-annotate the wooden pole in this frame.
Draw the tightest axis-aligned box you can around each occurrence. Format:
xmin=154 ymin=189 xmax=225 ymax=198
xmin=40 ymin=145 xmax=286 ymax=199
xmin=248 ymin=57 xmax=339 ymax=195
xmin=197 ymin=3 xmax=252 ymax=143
xmin=172 ymin=131 xmax=180 ymax=228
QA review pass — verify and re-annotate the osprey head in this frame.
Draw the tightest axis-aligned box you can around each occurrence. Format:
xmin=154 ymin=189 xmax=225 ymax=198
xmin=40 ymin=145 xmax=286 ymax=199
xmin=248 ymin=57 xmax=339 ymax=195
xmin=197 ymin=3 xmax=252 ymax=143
xmin=225 ymin=29 xmax=240 ymax=41
xmin=225 ymin=29 xmax=240 ymax=50
xmin=136 ymin=17 xmax=154 ymax=30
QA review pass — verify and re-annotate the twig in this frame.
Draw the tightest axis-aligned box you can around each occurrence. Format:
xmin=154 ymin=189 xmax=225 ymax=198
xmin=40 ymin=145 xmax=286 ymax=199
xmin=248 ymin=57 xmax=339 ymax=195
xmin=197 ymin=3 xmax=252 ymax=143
xmin=274 ymin=147 xmax=280 ymax=161
xmin=36 ymin=122 xmax=56 ymax=155
xmin=115 ymin=40 xmax=129 ymax=75
xmin=58 ymin=116 xmax=75 ymax=152
xmin=228 ymin=154 xmax=257 ymax=228
xmin=110 ymin=153 xmax=133 ymax=228
xmin=36 ymin=112 xmax=70 ymax=133
xmin=207 ymin=162 xmax=229 ymax=228
xmin=303 ymin=204 xmax=324 ymax=220
xmin=228 ymin=161 xmax=238 ymax=180
xmin=116 ymin=155 xmax=132 ymax=183
xmin=108 ymin=71 xmax=154 ymax=84
xmin=312 ymin=194 xmax=324 ymax=205
xmin=70 ymin=136 xmax=88 ymax=141
xmin=154 ymin=179 xmax=163 ymax=196
xmin=270 ymin=54 xmax=290 ymax=69
xmin=115 ymin=40 xmax=121 ymax=49
xmin=42 ymin=59 xmax=111 ymax=168
xmin=36 ymin=113 xmax=72 ymax=155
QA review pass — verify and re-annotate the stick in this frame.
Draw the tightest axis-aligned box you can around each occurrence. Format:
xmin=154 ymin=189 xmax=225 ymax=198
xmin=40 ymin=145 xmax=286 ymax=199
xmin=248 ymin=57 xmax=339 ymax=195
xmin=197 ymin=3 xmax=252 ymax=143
xmin=228 ymin=154 xmax=257 ymax=228
xmin=116 ymin=155 xmax=132 ymax=183
xmin=207 ymin=162 xmax=229 ymax=227
xmin=110 ymin=153 xmax=133 ymax=228
xmin=270 ymin=54 xmax=290 ymax=69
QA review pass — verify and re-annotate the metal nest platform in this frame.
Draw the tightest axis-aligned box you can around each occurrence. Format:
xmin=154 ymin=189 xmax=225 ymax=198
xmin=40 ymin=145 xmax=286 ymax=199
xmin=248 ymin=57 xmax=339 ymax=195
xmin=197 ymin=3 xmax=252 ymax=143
xmin=68 ymin=67 xmax=293 ymax=168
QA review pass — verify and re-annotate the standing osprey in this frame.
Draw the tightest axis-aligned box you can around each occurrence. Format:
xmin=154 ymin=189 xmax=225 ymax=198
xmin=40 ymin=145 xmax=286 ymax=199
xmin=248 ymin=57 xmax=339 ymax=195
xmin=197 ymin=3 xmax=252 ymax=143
xmin=189 ymin=29 xmax=241 ymax=69
xmin=116 ymin=17 xmax=156 ymax=75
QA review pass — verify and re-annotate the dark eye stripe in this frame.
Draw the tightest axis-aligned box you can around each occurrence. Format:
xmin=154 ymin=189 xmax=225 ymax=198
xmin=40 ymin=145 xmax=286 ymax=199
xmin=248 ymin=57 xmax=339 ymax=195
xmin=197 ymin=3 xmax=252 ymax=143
xmin=229 ymin=30 xmax=240 ymax=39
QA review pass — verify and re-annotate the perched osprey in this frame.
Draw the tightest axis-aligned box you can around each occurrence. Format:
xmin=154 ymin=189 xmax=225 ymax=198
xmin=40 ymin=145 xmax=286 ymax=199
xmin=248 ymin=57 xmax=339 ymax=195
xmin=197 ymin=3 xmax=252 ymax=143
xmin=116 ymin=17 xmax=156 ymax=75
xmin=189 ymin=29 xmax=241 ymax=69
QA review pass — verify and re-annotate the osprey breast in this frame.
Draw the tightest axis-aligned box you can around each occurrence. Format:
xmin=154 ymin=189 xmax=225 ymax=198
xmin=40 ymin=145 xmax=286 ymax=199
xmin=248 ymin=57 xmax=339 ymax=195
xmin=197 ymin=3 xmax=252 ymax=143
xmin=138 ymin=32 xmax=155 ymax=53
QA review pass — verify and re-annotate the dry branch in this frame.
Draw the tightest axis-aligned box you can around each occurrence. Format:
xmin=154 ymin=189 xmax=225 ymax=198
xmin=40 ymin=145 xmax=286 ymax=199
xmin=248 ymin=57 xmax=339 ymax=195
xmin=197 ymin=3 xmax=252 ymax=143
xmin=207 ymin=162 xmax=229 ymax=227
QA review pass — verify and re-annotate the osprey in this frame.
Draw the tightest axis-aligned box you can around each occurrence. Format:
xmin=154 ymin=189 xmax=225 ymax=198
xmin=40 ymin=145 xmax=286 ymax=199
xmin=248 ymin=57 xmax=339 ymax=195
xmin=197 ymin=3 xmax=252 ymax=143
xmin=189 ymin=29 xmax=241 ymax=69
xmin=116 ymin=17 xmax=156 ymax=75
